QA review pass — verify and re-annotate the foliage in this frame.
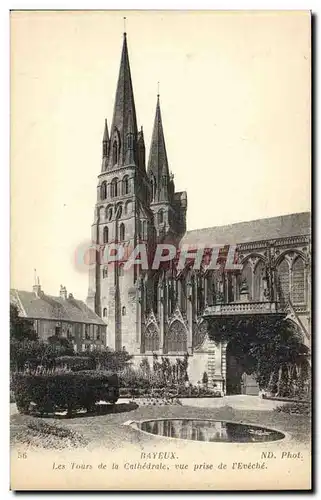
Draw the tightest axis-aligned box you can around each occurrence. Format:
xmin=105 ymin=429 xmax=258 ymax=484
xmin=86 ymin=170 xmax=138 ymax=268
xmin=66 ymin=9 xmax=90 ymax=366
xmin=80 ymin=347 xmax=133 ymax=372
xmin=12 ymin=370 xmax=119 ymax=416
xmin=14 ymin=418 xmax=88 ymax=449
xmin=10 ymin=304 xmax=37 ymax=342
xmin=206 ymin=317 xmax=310 ymax=398
xmin=202 ymin=372 xmax=208 ymax=386
xmin=274 ymin=402 xmax=311 ymax=417
xmin=10 ymin=339 xmax=77 ymax=372
xmin=152 ymin=353 xmax=189 ymax=386
xmin=47 ymin=335 xmax=74 ymax=355
xmin=55 ymin=356 xmax=95 ymax=371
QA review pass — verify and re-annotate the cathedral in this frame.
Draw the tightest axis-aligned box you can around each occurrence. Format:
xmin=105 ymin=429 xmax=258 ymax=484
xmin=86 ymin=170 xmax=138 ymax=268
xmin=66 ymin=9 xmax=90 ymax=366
xmin=86 ymin=33 xmax=311 ymax=395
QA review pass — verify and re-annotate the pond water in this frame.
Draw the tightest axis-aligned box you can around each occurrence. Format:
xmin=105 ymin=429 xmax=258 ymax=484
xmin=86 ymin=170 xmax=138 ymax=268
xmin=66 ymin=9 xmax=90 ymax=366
xmin=137 ymin=419 xmax=285 ymax=443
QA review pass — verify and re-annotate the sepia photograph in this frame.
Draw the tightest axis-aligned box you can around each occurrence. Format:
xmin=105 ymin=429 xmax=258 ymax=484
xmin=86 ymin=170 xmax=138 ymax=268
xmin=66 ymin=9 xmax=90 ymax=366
xmin=10 ymin=10 xmax=311 ymax=490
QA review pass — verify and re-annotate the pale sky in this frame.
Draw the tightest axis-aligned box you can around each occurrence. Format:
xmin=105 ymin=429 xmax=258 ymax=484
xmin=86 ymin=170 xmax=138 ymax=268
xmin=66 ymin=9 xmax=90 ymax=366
xmin=10 ymin=10 xmax=311 ymax=301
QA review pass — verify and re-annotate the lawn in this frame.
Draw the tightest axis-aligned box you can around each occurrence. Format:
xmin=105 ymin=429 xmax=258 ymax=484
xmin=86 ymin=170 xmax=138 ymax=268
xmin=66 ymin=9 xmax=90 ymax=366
xmin=10 ymin=399 xmax=311 ymax=452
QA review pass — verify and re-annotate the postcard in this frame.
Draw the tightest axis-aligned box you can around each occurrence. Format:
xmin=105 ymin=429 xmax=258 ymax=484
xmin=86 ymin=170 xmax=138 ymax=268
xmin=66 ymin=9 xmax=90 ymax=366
xmin=10 ymin=10 xmax=311 ymax=491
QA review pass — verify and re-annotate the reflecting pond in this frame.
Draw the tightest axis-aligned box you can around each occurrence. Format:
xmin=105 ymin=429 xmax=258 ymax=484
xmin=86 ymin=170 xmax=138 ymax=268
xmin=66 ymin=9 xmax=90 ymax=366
xmin=138 ymin=419 xmax=285 ymax=443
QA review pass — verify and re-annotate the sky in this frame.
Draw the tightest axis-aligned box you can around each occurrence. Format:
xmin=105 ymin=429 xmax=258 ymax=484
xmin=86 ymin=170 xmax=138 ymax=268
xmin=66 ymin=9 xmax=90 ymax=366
xmin=10 ymin=10 xmax=311 ymax=301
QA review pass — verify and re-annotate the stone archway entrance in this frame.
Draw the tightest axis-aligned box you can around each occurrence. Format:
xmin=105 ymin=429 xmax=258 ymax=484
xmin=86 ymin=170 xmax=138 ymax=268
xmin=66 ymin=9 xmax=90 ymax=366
xmin=226 ymin=341 xmax=259 ymax=396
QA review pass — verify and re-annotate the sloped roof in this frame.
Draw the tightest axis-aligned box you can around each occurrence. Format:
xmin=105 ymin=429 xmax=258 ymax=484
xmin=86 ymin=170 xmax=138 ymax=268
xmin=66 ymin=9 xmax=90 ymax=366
xmin=10 ymin=289 xmax=105 ymax=326
xmin=181 ymin=212 xmax=311 ymax=247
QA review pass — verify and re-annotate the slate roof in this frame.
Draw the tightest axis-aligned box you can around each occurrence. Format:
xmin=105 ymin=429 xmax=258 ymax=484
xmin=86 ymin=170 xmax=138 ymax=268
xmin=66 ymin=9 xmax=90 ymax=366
xmin=10 ymin=289 xmax=105 ymax=326
xmin=181 ymin=212 xmax=311 ymax=247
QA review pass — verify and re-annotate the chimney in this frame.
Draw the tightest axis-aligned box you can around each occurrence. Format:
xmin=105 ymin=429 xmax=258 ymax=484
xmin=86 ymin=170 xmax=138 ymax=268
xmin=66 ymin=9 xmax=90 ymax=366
xmin=59 ymin=285 xmax=67 ymax=300
xmin=33 ymin=275 xmax=42 ymax=297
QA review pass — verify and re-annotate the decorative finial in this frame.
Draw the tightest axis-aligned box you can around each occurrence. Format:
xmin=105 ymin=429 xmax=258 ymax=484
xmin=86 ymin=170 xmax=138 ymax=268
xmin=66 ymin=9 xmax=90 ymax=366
xmin=34 ymin=268 xmax=37 ymax=285
xmin=157 ymin=81 xmax=160 ymax=97
xmin=123 ymin=17 xmax=127 ymax=34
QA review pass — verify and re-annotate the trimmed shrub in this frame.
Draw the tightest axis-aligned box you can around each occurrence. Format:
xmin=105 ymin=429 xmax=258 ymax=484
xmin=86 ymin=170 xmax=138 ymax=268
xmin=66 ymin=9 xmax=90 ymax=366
xmin=12 ymin=370 xmax=119 ymax=416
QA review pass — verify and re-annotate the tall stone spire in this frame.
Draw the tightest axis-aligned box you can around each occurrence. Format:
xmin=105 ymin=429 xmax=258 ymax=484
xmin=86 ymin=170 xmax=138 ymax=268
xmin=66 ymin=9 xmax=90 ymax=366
xmin=108 ymin=33 xmax=138 ymax=169
xmin=147 ymin=95 xmax=170 ymax=202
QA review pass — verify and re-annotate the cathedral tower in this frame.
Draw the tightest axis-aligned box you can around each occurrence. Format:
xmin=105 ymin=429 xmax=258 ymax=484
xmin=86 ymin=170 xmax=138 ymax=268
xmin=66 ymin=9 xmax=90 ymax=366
xmin=87 ymin=32 xmax=187 ymax=354
xmin=87 ymin=33 xmax=153 ymax=352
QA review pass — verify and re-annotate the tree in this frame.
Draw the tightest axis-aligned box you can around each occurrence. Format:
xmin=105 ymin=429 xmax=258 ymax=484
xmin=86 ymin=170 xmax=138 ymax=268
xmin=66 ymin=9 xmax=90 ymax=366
xmin=80 ymin=347 xmax=133 ymax=372
xmin=10 ymin=304 xmax=37 ymax=341
xmin=205 ymin=316 xmax=310 ymax=398
xmin=47 ymin=335 xmax=74 ymax=355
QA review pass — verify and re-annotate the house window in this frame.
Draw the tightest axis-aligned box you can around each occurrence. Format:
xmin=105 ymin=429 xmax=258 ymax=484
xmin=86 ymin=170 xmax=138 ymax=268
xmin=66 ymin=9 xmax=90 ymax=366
xmin=103 ymin=226 xmax=109 ymax=244
xmin=122 ymin=306 xmax=126 ymax=316
xmin=55 ymin=325 xmax=61 ymax=337
xmin=119 ymin=223 xmax=125 ymax=242
xmin=102 ymin=267 xmax=108 ymax=278
xmin=103 ymin=307 xmax=107 ymax=317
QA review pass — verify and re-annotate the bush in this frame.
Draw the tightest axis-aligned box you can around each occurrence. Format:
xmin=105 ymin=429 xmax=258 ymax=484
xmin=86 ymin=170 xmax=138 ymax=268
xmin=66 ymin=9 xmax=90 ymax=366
xmin=274 ymin=402 xmax=311 ymax=416
xmin=14 ymin=418 xmax=88 ymax=449
xmin=55 ymin=356 xmax=95 ymax=372
xmin=12 ymin=370 xmax=119 ymax=416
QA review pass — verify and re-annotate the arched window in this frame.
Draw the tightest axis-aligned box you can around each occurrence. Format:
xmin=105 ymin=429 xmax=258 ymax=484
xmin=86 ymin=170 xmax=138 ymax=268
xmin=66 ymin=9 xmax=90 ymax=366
xmin=102 ymin=267 xmax=108 ymax=278
xmin=107 ymin=206 xmax=113 ymax=221
xmin=292 ymin=257 xmax=305 ymax=304
xmin=277 ymin=258 xmax=290 ymax=305
xmin=166 ymin=321 xmax=187 ymax=353
xmin=122 ymin=176 xmax=129 ymax=195
xmin=103 ymin=308 xmax=107 ymax=317
xmin=253 ymin=260 xmax=265 ymax=301
xmin=116 ymin=204 xmax=122 ymax=218
xmin=158 ymin=210 xmax=164 ymax=225
xmin=125 ymin=200 xmax=132 ymax=215
xmin=99 ymin=206 xmax=105 ymax=220
xmin=103 ymin=226 xmax=109 ymax=244
xmin=111 ymin=178 xmax=118 ymax=198
xmin=145 ymin=324 xmax=160 ymax=352
xmin=122 ymin=306 xmax=126 ymax=316
xmin=119 ymin=223 xmax=125 ymax=242
xmin=112 ymin=141 xmax=118 ymax=165
xmin=101 ymin=181 xmax=107 ymax=200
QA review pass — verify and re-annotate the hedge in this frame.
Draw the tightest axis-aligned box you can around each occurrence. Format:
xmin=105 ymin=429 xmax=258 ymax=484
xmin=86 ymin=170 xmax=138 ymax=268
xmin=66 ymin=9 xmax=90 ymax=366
xmin=12 ymin=370 xmax=119 ymax=416
xmin=119 ymin=386 xmax=222 ymax=399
